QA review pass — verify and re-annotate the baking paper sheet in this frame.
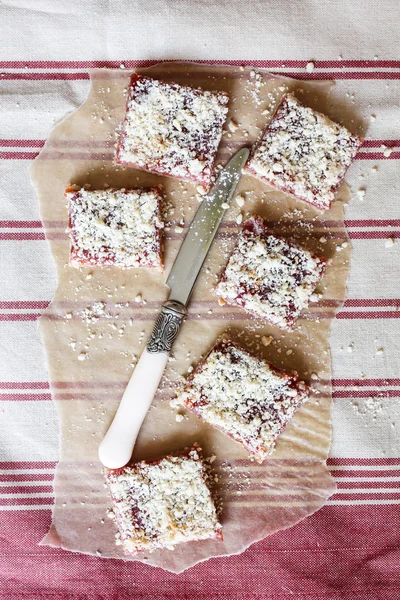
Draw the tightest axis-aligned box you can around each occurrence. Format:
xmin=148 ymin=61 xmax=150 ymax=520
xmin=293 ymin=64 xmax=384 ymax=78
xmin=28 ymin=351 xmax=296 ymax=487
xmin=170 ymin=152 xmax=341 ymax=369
xmin=30 ymin=63 xmax=356 ymax=573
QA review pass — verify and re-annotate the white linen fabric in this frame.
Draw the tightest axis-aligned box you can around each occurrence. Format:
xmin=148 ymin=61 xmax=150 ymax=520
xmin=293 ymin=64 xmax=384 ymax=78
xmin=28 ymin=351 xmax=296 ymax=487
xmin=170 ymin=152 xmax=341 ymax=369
xmin=0 ymin=0 xmax=400 ymax=594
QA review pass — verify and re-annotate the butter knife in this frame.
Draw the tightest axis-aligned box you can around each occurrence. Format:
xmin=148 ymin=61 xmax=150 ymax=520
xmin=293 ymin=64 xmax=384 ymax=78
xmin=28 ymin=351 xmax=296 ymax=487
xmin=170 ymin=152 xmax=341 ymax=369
xmin=98 ymin=148 xmax=249 ymax=468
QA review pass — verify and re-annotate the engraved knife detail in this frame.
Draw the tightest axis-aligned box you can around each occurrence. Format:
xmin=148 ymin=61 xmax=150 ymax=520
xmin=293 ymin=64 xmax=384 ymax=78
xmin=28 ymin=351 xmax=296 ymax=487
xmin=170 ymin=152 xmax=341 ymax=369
xmin=147 ymin=300 xmax=187 ymax=354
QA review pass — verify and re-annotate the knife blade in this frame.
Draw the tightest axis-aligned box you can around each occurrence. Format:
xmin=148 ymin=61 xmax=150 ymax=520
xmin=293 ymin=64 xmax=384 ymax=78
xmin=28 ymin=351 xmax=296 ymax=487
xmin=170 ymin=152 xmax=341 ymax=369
xmin=166 ymin=147 xmax=250 ymax=306
xmin=99 ymin=148 xmax=249 ymax=468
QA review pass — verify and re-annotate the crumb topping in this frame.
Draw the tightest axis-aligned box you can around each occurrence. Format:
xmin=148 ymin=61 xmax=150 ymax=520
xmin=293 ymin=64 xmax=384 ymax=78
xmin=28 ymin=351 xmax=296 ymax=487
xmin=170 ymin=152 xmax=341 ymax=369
xmin=177 ymin=341 xmax=309 ymax=461
xmin=215 ymin=216 xmax=326 ymax=330
xmin=116 ymin=75 xmax=229 ymax=187
xmin=67 ymin=187 xmax=163 ymax=269
xmin=106 ymin=449 xmax=221 ymax=554
xmin=245 ymin=93 xmax=362 ymax=210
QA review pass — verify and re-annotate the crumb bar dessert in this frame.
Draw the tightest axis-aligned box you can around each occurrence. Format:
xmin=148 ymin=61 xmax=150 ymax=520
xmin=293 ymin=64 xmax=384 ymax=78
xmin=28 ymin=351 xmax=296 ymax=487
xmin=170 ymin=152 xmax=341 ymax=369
xmin=245 ymin=93 xmax=362 ymax=211
xmin=115 ymin=74 xmax=229 ymax=189
xmin=105 ymin=447 xmax=222 ymax=554
xmin=215 ymin=216 xmax=326 ymax=330
xmin=66 ymin=186 xmax=164 ymax=269
xmin=176 ymin=340 xmax=309 ymax=462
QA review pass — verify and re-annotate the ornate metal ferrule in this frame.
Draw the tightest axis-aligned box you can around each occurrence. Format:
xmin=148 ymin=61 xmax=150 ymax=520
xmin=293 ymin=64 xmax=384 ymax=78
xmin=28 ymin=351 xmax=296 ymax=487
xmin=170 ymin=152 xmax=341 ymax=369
xmin=146 ymin=300 xmax=187 ymax=354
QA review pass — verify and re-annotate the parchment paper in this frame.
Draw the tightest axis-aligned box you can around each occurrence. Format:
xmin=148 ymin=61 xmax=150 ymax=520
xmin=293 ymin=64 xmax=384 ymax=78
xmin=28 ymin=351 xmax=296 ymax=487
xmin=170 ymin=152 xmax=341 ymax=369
xmin=30 ymin=63 xmax=355 ymax=573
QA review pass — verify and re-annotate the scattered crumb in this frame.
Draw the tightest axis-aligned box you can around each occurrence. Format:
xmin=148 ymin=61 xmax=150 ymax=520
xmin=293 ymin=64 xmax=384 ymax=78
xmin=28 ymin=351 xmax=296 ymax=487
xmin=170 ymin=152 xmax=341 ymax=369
xmin=306 ymin=61 xmax=315 ymax=73
xmin=371 ymin=165 xmax=378 ymax=173
xmin=236 ymin=213 xmax=243 ymax=225
xmin=310 ymin=373 xmax=319 ymax=381
xmin=261 ymin=335 xmax=273 ymax=347
xmin=370 ymin=114 xmax=376 ymax=122
xmin=383 ymin=146 xmax=392 ymax=158
xmin=319 ymin=236 xmax=327 ymax=243
xmin=385 ymin=237 xmax=395 ymax=248
xmin=221 ymin=203 xmax=230 ymax=210
xmin=175 ymin=414 xmax=184 ymax=423
xmin=352 ymin=396 xmax=384 ymax=421
xmin=135 ymin=293 xmax=142 ymax=302
xmin=235 ymin=195 xmax=245 ymax=208
xmin=376 ymin=347 xmax=384 ymax=355
xmin=227 ymin=119 xmax=239 ymax=132
xmin=78 ymin=352 xmax=88 ymax=361
xmin=286 ymin=349 xmax=293 ymax=356
xmin=218 ymin=297 xmax=227 ymax=306
xmin=347 ymin=344 xmax=353 ymax=353
xmin=357 ymin=188 xmax=366 ymax=200
xmin=175 ymin=225 xmax=184 ymax=233
xmin=65 ymin=312 xmax=73 ymax=320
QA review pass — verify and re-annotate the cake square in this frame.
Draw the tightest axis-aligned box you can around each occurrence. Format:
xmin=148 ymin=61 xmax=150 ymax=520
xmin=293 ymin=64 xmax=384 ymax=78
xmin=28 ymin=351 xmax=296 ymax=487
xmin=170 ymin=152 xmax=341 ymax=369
xmin=244 ymin=93 xmax=363 ymax=211
xmin=215 ymin=216 xmax=326 ymax=330
xmin=176 ymin=340 xmax=309 ymax=462
xmin=115 ymin=74 xmax=229 ymax=189
xmin=66 ymin=186 xmax=164 ymax=270
xmin=106 ymin=448 xmax=222 ymax=554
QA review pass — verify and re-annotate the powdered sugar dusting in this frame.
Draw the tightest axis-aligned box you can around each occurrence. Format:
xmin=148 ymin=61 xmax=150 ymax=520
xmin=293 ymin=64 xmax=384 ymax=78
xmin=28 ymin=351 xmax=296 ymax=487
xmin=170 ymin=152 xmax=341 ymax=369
xmin=177 ymin=340 xmax=309 ymax=462
xmin=116 ymin=75 xmax=229 ymax=189
xmin=106 ymin=448 xmax=222 ymax=554
xmin=245 ymin=93 xmax=362 ymax=211
xmin=67 ymin=187 xmax=164 ymax=269
xmin=215 ymin=216 xmax=326 ymax=331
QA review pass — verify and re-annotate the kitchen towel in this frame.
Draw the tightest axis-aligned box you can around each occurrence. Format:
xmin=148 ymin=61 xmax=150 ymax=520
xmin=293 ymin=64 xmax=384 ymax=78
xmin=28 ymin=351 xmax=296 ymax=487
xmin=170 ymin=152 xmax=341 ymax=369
xmin=1 ymin=0 xmax=399 ymax=597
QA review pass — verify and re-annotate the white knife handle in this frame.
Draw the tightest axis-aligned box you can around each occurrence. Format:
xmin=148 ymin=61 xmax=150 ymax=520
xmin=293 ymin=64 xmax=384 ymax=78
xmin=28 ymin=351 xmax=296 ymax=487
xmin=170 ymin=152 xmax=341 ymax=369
xmin=98 ymin=300 xmax=186 ymax=469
